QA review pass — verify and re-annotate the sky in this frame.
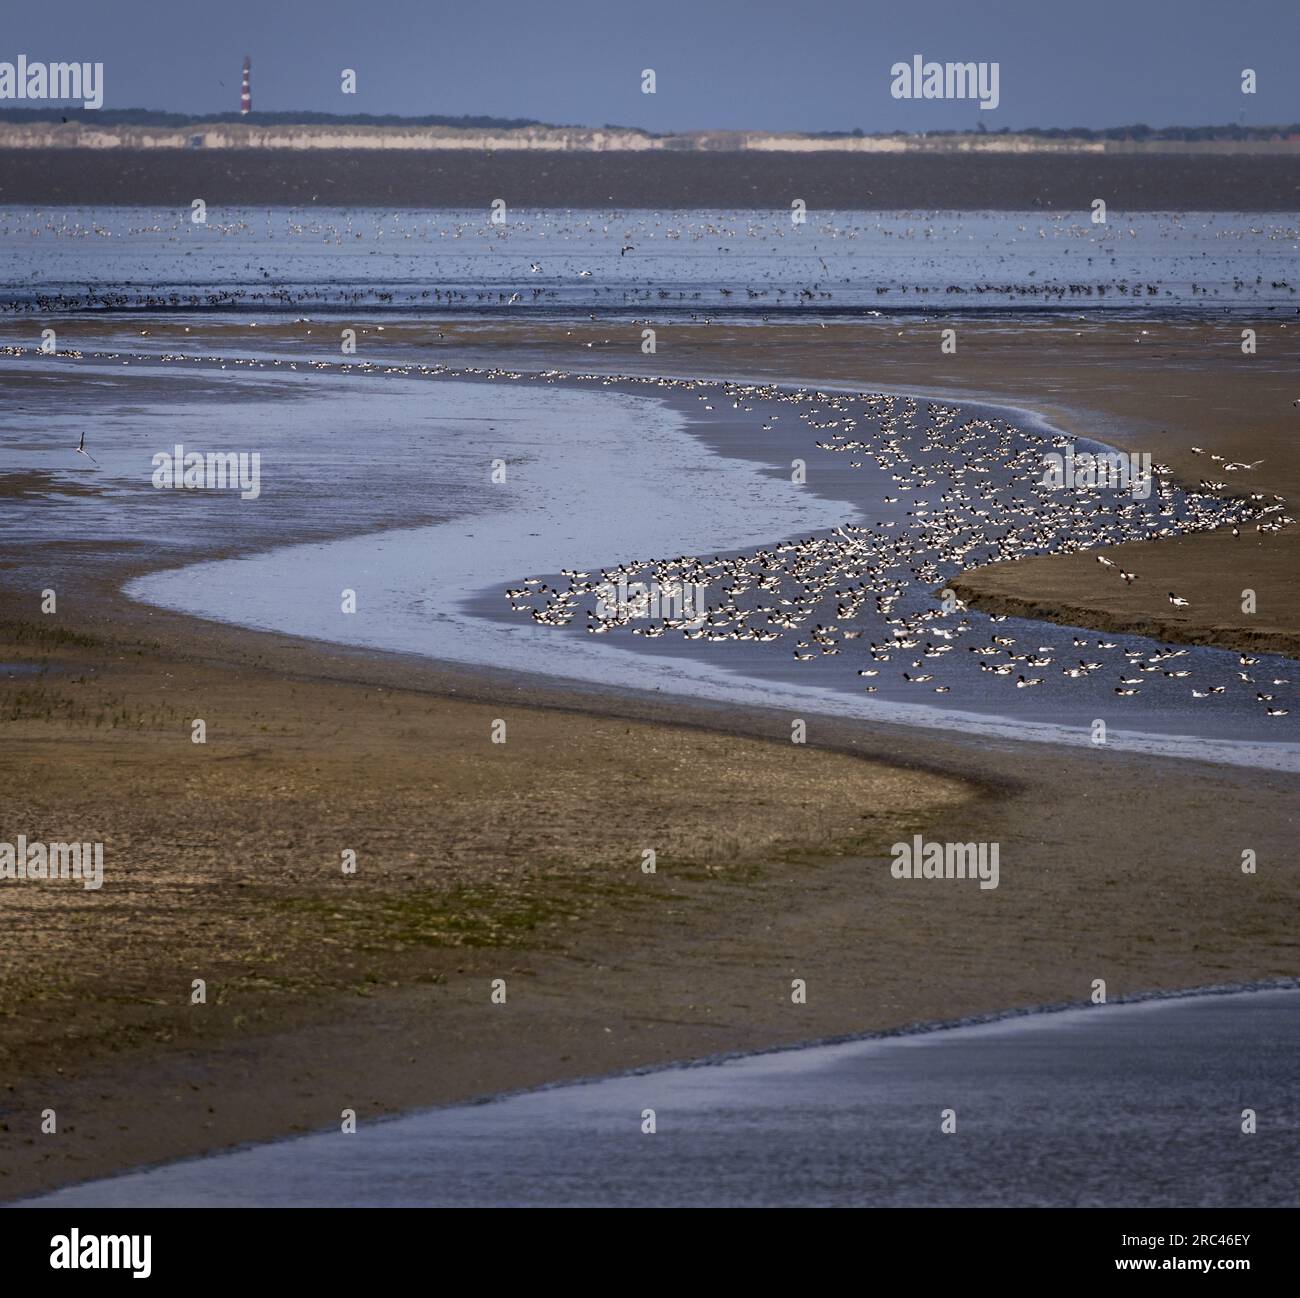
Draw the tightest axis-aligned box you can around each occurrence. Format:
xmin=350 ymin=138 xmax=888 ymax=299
xmin=4 ymin=0 xmax=1299 ymax=132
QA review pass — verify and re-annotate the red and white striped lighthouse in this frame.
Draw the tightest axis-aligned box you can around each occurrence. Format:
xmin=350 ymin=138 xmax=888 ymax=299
xmin=240 ymin=56 xmax=251 ymax=115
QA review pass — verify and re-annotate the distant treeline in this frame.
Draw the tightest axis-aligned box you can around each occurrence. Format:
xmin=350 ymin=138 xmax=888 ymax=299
xmin=0 ymin=108 xmax=1296 ymax=141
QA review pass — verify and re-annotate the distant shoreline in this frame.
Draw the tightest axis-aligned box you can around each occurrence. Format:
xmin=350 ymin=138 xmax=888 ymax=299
xmin=4 ymin=118 xmax=1300 ymax=155
xmin=5 ymin=147 xmax=1300 ymax=209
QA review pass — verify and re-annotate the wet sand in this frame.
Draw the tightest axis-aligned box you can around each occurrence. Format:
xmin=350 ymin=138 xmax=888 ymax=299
xmin=1 ymin=590 xmax=1297 ymax=1202
xmin=1 ymin=319 xmax=1297 ymax=1201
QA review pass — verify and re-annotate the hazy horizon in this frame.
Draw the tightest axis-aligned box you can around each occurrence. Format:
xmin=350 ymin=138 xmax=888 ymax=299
xmin=2 ymin=0 xmax=1298 ymax=134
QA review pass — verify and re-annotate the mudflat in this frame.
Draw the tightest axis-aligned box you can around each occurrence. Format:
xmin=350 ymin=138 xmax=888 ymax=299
xmin=1 ymin=318 xmax=1296 ymax=1200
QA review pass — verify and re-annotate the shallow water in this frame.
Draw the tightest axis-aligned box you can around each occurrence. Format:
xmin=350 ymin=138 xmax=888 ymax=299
xmin=2 ymin=348 xmax=1294 ymax=768
xmin=3 ymin=207 xmax=1297 ymax=316
xmin=22 ymin=987 xmax=1298 ymax=1208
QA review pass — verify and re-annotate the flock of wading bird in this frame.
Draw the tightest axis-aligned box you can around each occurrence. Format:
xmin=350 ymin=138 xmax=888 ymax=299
xmin=16 ymin=334 xmax=1291 ymax=720
xmin=506 ymin=384 xmax=1292 ymax=718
